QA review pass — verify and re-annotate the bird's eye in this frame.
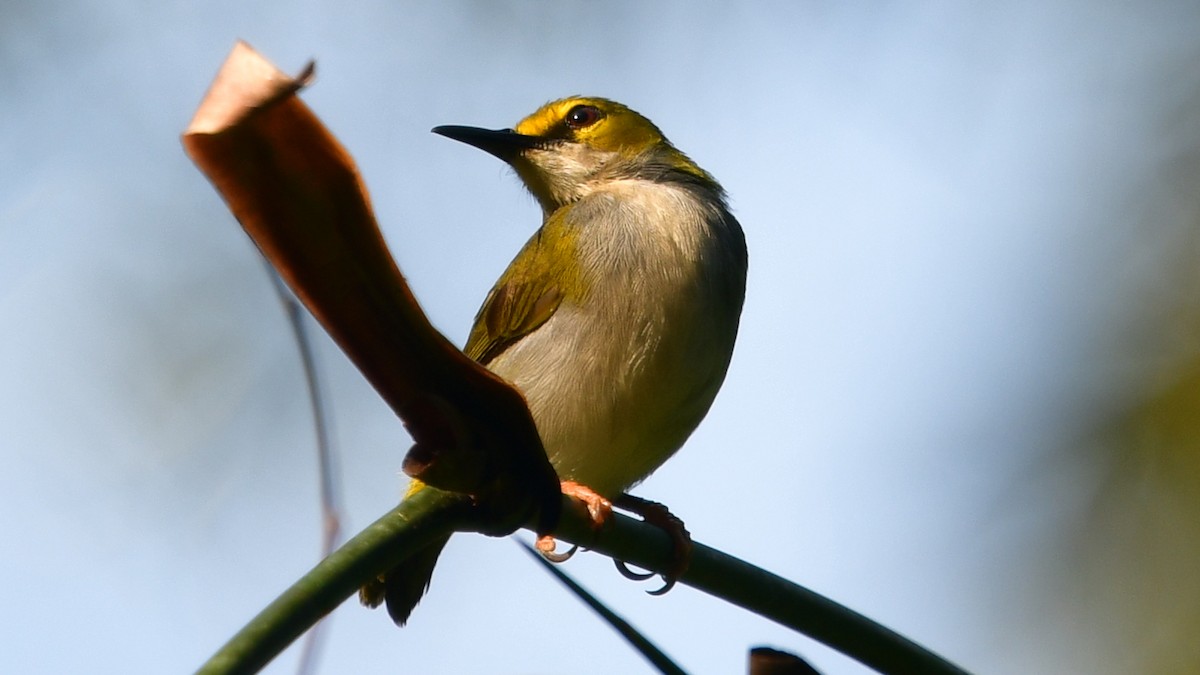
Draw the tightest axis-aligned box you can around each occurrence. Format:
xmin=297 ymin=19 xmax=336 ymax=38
xmin=564 ymin=104 xmax=603 ymax=129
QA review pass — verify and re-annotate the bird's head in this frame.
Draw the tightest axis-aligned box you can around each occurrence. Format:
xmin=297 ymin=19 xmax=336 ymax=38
xmin=433 ymin=97 xmax=713 ymax=213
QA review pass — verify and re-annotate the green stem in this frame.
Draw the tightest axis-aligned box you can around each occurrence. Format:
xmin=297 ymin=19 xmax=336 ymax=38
xmin=196 ymin=488 xmax=470 ymax=675
xmin=553 ymin=502 xmax=971 ymax=675
xmin=198 ymin=493 xmax=970 ymax=675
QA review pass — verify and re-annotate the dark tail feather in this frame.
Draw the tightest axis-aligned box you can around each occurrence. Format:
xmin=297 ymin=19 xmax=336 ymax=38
xmin=359 ymin=535 xmax=450 ymax=626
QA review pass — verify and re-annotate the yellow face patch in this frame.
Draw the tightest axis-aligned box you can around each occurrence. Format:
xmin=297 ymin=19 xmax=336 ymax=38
xmin=514 ymin=97 xmax=667 ymax=155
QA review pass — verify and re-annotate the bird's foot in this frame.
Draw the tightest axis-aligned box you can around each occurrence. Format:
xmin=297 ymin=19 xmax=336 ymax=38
xmin=536 ymin=485 xmax=691 ymax=595
xmin=612 ymin=493 xmax=692 ymax=595
xmin=535 ymin=480 xmax=612 ymax=563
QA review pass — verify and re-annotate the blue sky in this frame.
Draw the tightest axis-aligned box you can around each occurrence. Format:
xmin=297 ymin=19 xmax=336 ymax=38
xmin=3 ymin=3 xmax=1200 ymax=673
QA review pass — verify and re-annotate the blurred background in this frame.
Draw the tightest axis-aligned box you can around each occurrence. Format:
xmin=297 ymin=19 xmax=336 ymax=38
xmin=3 ymin=2 xmax=1200 ymax=673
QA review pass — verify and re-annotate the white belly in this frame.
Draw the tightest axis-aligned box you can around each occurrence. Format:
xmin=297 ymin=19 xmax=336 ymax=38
xmin=485 ymin=181 xmax=745 ymax=496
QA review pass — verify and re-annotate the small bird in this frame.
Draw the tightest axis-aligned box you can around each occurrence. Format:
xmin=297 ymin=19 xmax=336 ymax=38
xmin=361 ymin=96 xmax=747 ymax=625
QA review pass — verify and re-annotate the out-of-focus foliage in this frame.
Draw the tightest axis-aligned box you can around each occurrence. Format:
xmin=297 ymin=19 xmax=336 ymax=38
xmin=1063 ymin=219 xmax=1200 ymax=674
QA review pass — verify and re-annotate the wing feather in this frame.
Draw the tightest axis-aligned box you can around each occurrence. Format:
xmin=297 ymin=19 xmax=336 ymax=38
xmin=464 ymin=210 xmax=582 ymax=365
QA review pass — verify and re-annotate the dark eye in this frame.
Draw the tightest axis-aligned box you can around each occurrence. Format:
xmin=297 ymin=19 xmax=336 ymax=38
xmin=564 ymin=104 xmax=602 ymax=129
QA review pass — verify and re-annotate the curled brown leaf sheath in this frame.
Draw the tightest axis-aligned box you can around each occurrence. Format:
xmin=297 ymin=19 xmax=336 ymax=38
xmin=181 ymin=41 xmax=560 ymax=536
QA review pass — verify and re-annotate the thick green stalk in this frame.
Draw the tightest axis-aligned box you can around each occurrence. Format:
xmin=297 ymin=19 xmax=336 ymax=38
xmin=553 ymin=503 xmax=970 ymax=675
xmin=198 ymin=491 xmax=969 ymax=675
xmin=196 ymin=488 xmax=470 ymax=675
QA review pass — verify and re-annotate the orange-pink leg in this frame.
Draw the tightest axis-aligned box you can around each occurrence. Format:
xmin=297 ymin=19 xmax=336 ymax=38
xmin=535 ymin=480 xmax=613 ymax=562
xmin=535 ymin=484 xmax=693 ymax=596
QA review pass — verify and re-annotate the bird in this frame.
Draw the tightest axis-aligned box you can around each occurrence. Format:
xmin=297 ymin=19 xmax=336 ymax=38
xmin=360 ymin=96 xmax=747 ymax=626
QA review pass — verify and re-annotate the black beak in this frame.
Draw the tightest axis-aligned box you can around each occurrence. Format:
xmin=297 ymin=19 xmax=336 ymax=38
xmin=431 ymin=125 xmax=543 ymax=161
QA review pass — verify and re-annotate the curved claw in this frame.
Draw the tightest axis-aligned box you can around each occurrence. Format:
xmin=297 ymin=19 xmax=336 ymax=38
xmin=646 ymin=576 xmax=677 ymax=596
xmin=543 ymin=544 xmax=578 ymax=563
xmin=611 ymin=493 xmax=692 ymax=596
xmin=536 ymin=535 xmax=579 ymax=563
xmin=614 ymin=560 xmax=679 ymax=594
xmin=613 ymin=559 xmax=656 ymax=581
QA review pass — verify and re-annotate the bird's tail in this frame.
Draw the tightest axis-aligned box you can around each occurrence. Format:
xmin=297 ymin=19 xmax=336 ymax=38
xmin=358 ymin=480 xmax=450 ymax=626
xmin=359 ymin=534 xmax=451 ymax=626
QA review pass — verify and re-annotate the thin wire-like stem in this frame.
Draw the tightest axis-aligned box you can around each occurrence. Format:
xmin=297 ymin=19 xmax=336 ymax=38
xmin=266 ymin=266 xmax=344 ymax=548
xmin=517 ymin=540 xmax=686 ymax=675
xmin=197 ymin=488 xmax=471 ymax=675
xmin=265 ymin=264 xmax=344 ymax=675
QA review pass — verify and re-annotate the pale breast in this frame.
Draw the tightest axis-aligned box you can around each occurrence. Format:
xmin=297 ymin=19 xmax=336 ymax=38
xmin=485 ymin=180 xmax=746 ymax=496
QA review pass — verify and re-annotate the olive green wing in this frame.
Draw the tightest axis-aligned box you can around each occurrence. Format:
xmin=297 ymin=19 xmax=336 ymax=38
xmin=464 ymin=213 xmax=583 ymax=365
xmin=465 ymin=272 xmax=562 ymax=366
